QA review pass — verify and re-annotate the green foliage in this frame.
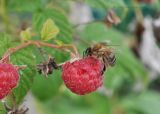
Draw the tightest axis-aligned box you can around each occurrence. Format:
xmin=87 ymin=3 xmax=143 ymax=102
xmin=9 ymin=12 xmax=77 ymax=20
xmin=20 ymin=28 xmax=32 ymax=41
xmin=121 ymin=91 xmax=160 ymax=114
xmin=31 ymin=48 xmax=69 ymax=101
xmin=0 ymin=34 xmax=11 ymax=113
xmin=33 ymin=8 xmax=73 ymax=43
xmin=1 ymin=0 xmax=160 ymax=114
xmin=30 ymin=93 xmax=111 ymax=114
xmin=31 ymin=70 xmax=62 ymax=101
xmin=11 ymin=46 xmax=37 ymax=103
xmin=40 ymin=18 xmax=60 ymax=41
xmin=7 ymin=0 xmax=44 ymax=12
xmin=0 ymin=102 xmax=6 ymax=114
xmin=0 ymin=33 xmax=36 ymax=111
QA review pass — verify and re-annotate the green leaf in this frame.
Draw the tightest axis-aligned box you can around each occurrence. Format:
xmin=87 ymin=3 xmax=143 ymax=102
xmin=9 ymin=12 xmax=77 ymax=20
xmin=31 ymin=70 xmax=62 ymax=101
xmin=121 ymin=91 xmax=160 ymax=114
xmin=20 ymin=28 xmax=32 ymax=41
xmin=31 ymin=48 xmax=69 ymax=101
xmin=40 ymin=18 xmax=60 ymax=41
xmin=30 ymin=93 xmax=111 ymax=114
xmin=33 ymin=8 xmax=73 ymax=43
xmin=0 ymin=33 xmax=12 ymax=56
xmin=0 ymin=102 xmax=6 ymax=114
xmin=7 ymin=0 xmax=44 ymax=12
xmin=151 ymin=0 xmax=160 ymax=10
xmin=11 ymin=46 xmax=37 ymax=103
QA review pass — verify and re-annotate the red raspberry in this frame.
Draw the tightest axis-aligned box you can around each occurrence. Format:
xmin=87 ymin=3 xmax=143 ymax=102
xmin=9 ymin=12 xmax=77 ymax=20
xmin=0 ymin=63 xmax=19 ymax=99
xmin=62 ymin=56 xmax=104 ymax=95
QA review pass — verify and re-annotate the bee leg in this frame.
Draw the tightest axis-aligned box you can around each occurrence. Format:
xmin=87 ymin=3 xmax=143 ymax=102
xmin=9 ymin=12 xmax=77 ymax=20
xmin=101 ymin=57 xmax=109 ymax=75
xmin=111 ymin=57 xmax=116 ymax=66
xmin=101 ymin=65 xmax=106 ymax=75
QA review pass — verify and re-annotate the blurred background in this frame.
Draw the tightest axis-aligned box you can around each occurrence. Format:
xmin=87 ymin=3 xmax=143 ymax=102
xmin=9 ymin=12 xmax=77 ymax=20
xmin=0 ymin=0 xmax=160 ymax=114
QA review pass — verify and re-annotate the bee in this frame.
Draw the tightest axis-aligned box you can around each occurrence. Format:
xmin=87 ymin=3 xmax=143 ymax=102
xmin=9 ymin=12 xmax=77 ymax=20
xmin=84 ymin=42 xmax=116 ymax=74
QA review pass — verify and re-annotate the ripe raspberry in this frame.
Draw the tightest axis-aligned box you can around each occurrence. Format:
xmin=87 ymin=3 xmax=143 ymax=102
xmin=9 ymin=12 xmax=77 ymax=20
xmin=62 ymin=56 xmax=104 ymax=95
xmin=0 ymin=63 xmax=19 ymax=99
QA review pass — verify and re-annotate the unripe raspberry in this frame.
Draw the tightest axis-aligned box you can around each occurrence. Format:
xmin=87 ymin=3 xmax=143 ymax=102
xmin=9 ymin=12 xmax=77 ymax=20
xmin=0 ymin=63 xmax=19 ymax=99
xmin=62 ymin=56 xmax=104 ymax=95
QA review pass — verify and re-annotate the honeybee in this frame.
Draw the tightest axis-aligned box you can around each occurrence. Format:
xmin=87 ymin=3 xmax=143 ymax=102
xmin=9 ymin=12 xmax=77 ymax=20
xmin=84 ymin=42 xmax=116 ymax=73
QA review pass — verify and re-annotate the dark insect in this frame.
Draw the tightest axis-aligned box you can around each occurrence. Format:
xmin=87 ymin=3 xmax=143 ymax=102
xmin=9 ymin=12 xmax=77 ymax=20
xmin=84 ymin=42 xmax=116 ymax=74
xmin=37 ymin=57 xmax=59 ymax=77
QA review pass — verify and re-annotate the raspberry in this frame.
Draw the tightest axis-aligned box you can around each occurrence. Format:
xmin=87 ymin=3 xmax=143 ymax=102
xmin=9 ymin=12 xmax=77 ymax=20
xmin=62 ymin=56 xmax=104 ymax=95
xmin=0 ymin=63 xmax=19 ymax=99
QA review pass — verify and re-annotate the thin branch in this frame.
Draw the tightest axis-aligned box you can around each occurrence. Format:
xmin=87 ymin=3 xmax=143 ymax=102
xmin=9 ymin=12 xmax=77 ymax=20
xmin=0 ymin=40 xmax=79 ymax=62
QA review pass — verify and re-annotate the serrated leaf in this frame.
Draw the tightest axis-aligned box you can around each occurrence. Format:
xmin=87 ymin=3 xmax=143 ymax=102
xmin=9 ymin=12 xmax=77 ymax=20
xmin=40 ymin=18 xmax=60 ymax=41
xmin=33 ymin=8 xmax=72 ymax=43
xmin=11 ymin=46 xmax=37 ymax=103
xmin=20 ymin=28 xmax=32 ymax=41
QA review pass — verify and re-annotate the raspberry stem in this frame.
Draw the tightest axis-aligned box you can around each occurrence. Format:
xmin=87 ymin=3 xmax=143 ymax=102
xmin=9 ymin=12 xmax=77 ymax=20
xmin=0 ymin=40 xmax=79 ymax=62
